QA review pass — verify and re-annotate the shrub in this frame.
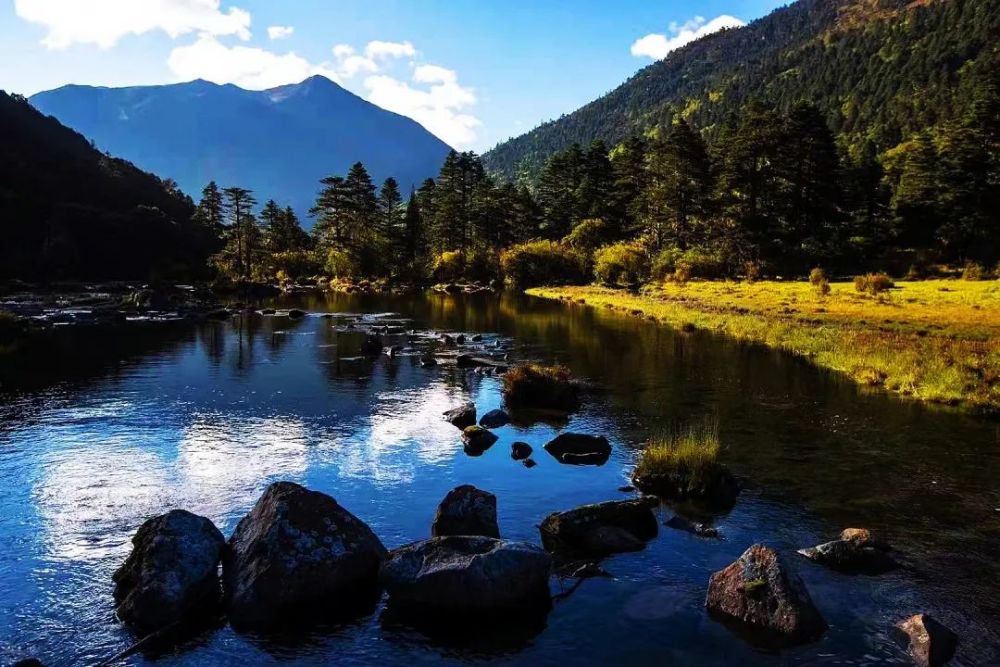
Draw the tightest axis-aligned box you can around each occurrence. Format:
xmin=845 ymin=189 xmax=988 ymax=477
xmin=564 ymin=218 xmax=609 ymax=254
xmin=500 ymin=241 xmax=588 ymax=287
xmin=962 ymin=261 xmax=987 ymax=281
xmin=672 ymin=264 xmax=692 ymax=284
xmin=744 ymin=260 xmax=762 ymax=283
xmin=676 ymin=247 xmax=727 ymax=279
xmin=501 ymin=363 xmax=580 ymax=411
xmin=593 ymin=242 xmax=650 ymax=286
xmin=271 ymin=250 xmax=321 ymax=281
xmin=809 ymin=267 xmax=827 ymax=286
xmin=854 ymin=272 xmax=894 ymax=295
xmin=432 ymin=250 xmax=466 ymax=283
xmin=324 ymin=248 xmax=359 ymax=278
xmin=464 ymin=247 xmax=501 ymax=283
xmin=651 ymin=248 xmax=684 ymax=282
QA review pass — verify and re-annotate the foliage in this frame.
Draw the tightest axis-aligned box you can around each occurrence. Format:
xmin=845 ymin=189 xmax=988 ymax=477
xmin=651 ymin=248 xmax=685 ymax=282
xmin=854 ymin=272 xmax=895 ymax=295
xmin=499 ymin=241 xmax=588 ymax=287
xmin=676 ymin=247 xmax=728 ymax=279
xmin=501 ymin=363 xmax=581 ymax=411
xmin=962 ymin=262 xmax=988 ymax=281
xmin=431 ymin=250 xmax=466 ymax=283
xmin=564 ymin=218 xmax=610 ymax=254
xmin=324 ymin=248 xmax=359 ymax=278
xmin=593 ymin=242 xmax=650 ymax=286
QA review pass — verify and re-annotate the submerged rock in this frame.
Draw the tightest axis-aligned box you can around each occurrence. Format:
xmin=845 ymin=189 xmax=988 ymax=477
xmin=287 ymin=308 xmax=307 ymax=319
xmin=112 ymin=509 xmax=226 ymax=636
xmin=797 ymin=528 xmax=897 ymax=574
xmin=419 ymin=355 xmax=438 ymax=367
xmin=479 ymin=408 xmax=510 ymax=429
xmin=632 ymin=461 xmax=739 ymax=510
xmin=705 ymin=544 xmax=826 ymax=647
xmin=523 ymin=458 xmax=537 ymax=468
xmin=543 ymin=433 xmax=611 ymax=465
xmin=380 ymin=536 xmax=551 ymax=616
xmin=894 ymin=613 xmax=958 ymax=667
xmin=432 ymin=485 xmax=500 ymax=538
xmin=443 ymin=402 xmax=476 ymax=429
xmin=511 ymin=441 xmax=533 ymax=460
xmin=665 ymin=514 xmax=719 ymax=538
xmin=539 ymin=498 xmax=658 ymax=557
xmin=224 ymin=481 xmax=387 ymax=631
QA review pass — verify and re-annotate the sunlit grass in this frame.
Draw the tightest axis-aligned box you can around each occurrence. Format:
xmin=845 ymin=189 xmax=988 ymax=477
xmin=528 ymin=279 xmax=1000 ymax=413
xmin=501 ymin=363 xmax=580 ymax=411
xmin=634 ymin=421 xmax=721 ymax=481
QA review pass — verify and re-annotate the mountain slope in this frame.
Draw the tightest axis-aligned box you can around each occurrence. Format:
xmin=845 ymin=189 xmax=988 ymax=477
xmin=30 ymin=76 xmax=452 ymax=222
xmin=0 ymin=91 xmax=213 ymax=281
xmin=484 ymin=0 xmax=998 ymax=178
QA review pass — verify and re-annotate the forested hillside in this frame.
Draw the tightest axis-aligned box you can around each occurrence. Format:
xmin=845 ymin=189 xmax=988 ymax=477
xmin=483 ymin=0 xmax=998 ymax=179
xmin=0 ymin=92 xmax=216 ymax=281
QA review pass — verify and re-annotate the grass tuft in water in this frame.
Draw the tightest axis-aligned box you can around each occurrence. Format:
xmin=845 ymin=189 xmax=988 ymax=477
xmin=502 ymin=363 xmax=580 ymax=411
xmin=634 ymin=421 xmax=721 ymax=482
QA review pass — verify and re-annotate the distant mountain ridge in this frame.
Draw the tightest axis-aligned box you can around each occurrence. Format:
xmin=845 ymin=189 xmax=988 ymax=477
xmin=483 ymin=0 xmax=997 ymax=178
xmin=30 ymin=76 xmax=452 ymax=222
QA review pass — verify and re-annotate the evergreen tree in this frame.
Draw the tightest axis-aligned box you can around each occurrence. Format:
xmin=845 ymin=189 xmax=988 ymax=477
xmin=194 ymin=181 xmax=224 ymax=234
xmin=643 ymin=119 xmax=713 ymax=250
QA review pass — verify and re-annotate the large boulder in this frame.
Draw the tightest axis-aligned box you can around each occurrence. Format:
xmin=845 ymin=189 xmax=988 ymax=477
xmin=112 ymin=510 xmax=226 ymax=636
xmin=543 ymin=433 xmax=611 ymax=465
xmin=380 ymin=536 xmax=551 ymax=616
xmin=539 ymin=498 xmax=657 ymax=557
xmin=432 ymin=485 xmax=500 ymax=538
xmin=894 ymin=613 xmax=958 ymax=667
xmin=706 ymin=544 xmax=826 ymax=647
xmin=224 ymin=481 xmax=387 ymax=631
xmin=443 ymin=402 xmax=476 ymax=429
xmin=797 ymin=528 xmax=897 ymax=574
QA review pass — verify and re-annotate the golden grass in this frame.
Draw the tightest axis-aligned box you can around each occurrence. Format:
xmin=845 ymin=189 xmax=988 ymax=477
xmin=634 ymin=421 xmax=721 ymax=481
xmin=501 ymin=363 xmax=580 ymax=411
xmin=527 ymin=279 xmax=1000 ymax=413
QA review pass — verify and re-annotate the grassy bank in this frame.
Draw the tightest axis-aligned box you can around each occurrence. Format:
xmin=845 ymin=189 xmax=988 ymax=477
xmin=526 ymin=280 xmax=1000 ymax=414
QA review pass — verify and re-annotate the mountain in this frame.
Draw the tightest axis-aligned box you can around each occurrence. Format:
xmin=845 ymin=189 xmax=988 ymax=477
xmin=483 ymin=0 xmax=998 ymax=178
xmin=29 ymin=76 xmax=452 ymax=222
xmin=0 ymin=91 xmax=214 ymax=281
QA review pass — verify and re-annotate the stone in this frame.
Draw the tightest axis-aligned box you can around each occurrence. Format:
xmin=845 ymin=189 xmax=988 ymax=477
xmin=224 ymin=481 xmax=387 ymax=631
xmin=894 ymin=613 xmax=958 ymax=667
xmin=523 ymin=458 xmax=537 ymax=468
xmin=456 ymin=334 xmax=466 ymax=344
xmin=632 ymin=461 xmax=739 ymax=510
xmin=112 ymin=509 xmax=226 ymax=636
xmin=287 ymin=309 xmax=307 ymax=318
xmin=705 ymin=544 xmax=826 ymax=647
xmin=539 ymin=499 xmax=658 ymax=557
xmin=420 ymin=355 xmax=438 ymax=367
xmin=431 ymin=485 xmax=500 ymax=538
xmin=797 ymin=528 xmax=898 ymax=574
xmin=543 ymin=433 xmax=611 ymax=465
xmin=443 ymin=402 xmax=476 ymax=429
xmin=380 ymin=536 xmax=551 ymax=617
xmin=462 ymin=425 xmax=498 ymax=455
xmin=511 ymin=442 xmax=533 ymax=460
xmin=665 ymin=514 xmax=719 ymax=538
xmin=479 ymin=409 xmax=510 ymax=429
xmin=471 ymin=334 xmax=483 ymax=341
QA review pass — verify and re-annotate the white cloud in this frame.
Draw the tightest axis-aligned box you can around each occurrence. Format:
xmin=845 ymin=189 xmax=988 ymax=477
xmin=330 ymin=44 xmax=379 ymax=78
xmin=631 ymin=15 xmax=744 ymax=60
xmin=14 ymin=0 xmax=251 ymax=49
xmin=363 ymin=40 xmax=416 ymax=60
xmin=364 ymin=66 xmax=480 ymax=148
xmin=267 ymin=25 xmax=294 ymax=40
xmin=167 ymin=34 xmax=340 ymax=90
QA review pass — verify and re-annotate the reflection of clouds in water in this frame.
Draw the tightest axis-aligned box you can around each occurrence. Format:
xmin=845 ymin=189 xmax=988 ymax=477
xmin=334 ymin=380 xmax=464 ymax=485
xmin=34 ymin=414 xmax=313 ymax=564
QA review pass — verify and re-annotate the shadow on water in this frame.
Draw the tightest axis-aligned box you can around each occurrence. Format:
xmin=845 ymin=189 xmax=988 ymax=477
xmin=0 ymin=289 xmax=998 ymax=665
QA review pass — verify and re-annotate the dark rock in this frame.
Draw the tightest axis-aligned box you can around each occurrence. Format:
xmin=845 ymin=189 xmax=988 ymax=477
xmin=706 ymin=544 xmax=826 ymax=647
xmin=420 ymin=355 xmax=438 ymax=367
xmin=456 ymin=334 xmax=466 ymax=344
xmin=797 ymin=527 xmax=898 ymax=574
xmin=287 ymin=309 xmax=307 ymax=319
xmin=124 ymin=288 xmax=172 ymax=311
xmin=224 ymin=481 xmax=387 ymax=631
xmin=632 ymin=461 xmax=739 ymax=510
xmin=894 ymin=613 xmax=958 ymax=667
xmin=511 ymin=442 xmax=533 ymax=460
xmin=539 ymin=499 xmax=658 ymax=557
xmin=380 ymin=536 xmax=551 ymax=616
xmin=618 ymin=485 xmax=635 ymax=493
xmin=259 ymin=308 xmax=276 ymax=315
xmin=456 ymin=354 xmax=508 ymax=370
xmin=665 ymin=514 xmax=719 ymax=538
xmin=523 ymin=458 xmax=537 ymax=468
xmin=471 ymin=334 xmax=483 ymax=342
xmin=360 ymin=334 xmax=383 ymax=356
xmin=432 ymin=485 xmax=500 ymax=538
xmin=384 ymin=345 xmax=401 ymax=358
xmin=12 ymin=660 xmax=45 ymax=667
xmin=543 ymin=433 xmax=611 ymax=465
xmin=204 ymin=308 xmax=230 ymax=320
xmin=479 ymin=408 xmax=510 ymax=429
xmin=112 ymin=509 xmax=226 ymax=636
xmin=443 ymin=402 xmax=476 ymax=429
xmin=462 ymin=425 xmax=498 ymax=455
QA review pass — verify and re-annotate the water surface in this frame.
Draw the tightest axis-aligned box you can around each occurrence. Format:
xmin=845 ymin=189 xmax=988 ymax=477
xmin=1 ymin=291 xmax=998 ymax=665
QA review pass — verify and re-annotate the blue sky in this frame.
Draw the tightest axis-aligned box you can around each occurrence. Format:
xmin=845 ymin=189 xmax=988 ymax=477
xmin=1 ymin=0 xmax=789 ymax=151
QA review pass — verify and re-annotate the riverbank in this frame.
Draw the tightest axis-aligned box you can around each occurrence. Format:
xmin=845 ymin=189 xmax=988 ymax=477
xmin=527 ymin=280 xmax=1000 ymax=414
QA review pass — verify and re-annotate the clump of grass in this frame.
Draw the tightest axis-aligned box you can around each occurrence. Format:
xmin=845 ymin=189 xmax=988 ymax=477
xmin=502 ymin=363 xmax=580 ymax=411
xmin=962 ymin=262 xmax=988 ymax=281
xmin=854 ymin=272 xmax=894 ymax=295
xmin=809 ymin=267 xmax=830 ymax=297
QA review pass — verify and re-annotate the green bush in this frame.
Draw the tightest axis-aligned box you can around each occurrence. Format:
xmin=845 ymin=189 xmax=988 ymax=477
xmin=651 ymin=248 xmax=684 ymax=282
xmin=809 ymin=267 xmax=827 ymax=286
xmin=676 ymin=248 xmax=727 ymax=279
xmin=594 ymin=242 xmax=650 ymax=286
xmin=564 ymin=218 xmax=609 ymax=254
xmin=271 ymin=250 xmax=321 ymax=281
xmin=500 ymin=241 xmax=588 ymax=287
xmin=854 ymin=272 xmax=894 ymax=294
xmin=324 ymin=248 xmax=359 ymax=278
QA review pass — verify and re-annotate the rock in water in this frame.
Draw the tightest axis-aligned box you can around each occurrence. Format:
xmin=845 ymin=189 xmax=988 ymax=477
xmin=443 ymin=402 xmax=476 ymax=429
xmin=380 ymin=536 xmax=551 ymax=616
xmin=543 ymin=433 xmax=611 ymax=465
xmin=112 ymin=509 xmax=226 ymax=636
xmin=797 ymin=527 xmax=897 ymax=574
xmin=287 ymin=308 xmax=307 ymax=319
xmin=511 ymin=442 xmax=533 ymax=460
xmin=462 ymin=425 xmax=498 ymax=455
xmin=224 ymin=481 xmax=387 ymax=631
xmin=479 ymin=408 xmax=510 ymax=429
xmin=360 ymin=334 xmax=383 ymax=357
xmin=665 ymin=514 xmax=719 ymax=538
xmin=631 ymin=460 xmax=739 ymax=510
xmin=706 ymin=544 xmax=826 ymax=647
xmin=432 ymin=485 xmax=500 ymax=538
xmin=539 ymin=499 xmax=658 ymax=557
xmin=894 ymin=613 xmax=958 ymax=667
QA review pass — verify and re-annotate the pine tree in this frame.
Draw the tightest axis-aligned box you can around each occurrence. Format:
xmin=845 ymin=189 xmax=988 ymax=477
xmin=194 ymin=181 xmax=224 ymax=234
xmin=643 ymin=119 xmax=713 ymax=250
